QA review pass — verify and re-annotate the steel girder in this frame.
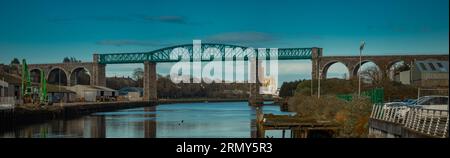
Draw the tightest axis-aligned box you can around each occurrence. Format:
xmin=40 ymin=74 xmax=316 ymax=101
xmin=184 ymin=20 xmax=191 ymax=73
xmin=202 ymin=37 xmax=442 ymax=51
xmin=98 ymin=43 xmax=313 ymax=64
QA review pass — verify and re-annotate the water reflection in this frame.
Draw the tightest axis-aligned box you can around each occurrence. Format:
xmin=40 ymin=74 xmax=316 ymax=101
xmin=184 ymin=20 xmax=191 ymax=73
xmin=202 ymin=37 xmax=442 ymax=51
xmin=1 ymin=102 xmax=293 ymax=138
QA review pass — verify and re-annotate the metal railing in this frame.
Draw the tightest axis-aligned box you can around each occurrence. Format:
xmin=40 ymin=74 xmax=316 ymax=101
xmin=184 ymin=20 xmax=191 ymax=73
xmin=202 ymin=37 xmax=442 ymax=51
xmin=371 ymin=104 xmax=449 ymax=138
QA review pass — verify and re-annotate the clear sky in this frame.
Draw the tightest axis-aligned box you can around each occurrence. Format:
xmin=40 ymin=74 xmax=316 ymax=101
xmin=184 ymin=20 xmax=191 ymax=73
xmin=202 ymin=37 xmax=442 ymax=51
xmin=0 ymin=0 xmax=448 ymax=85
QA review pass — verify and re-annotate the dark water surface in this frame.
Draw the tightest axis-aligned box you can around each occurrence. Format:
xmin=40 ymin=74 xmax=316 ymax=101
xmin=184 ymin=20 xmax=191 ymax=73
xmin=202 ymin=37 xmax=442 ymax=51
xmin=1 ymin=102 xmax=294 ymax=138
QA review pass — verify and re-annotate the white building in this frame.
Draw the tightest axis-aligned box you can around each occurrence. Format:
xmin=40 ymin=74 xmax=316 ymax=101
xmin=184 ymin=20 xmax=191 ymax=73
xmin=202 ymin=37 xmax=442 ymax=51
xmin=67 ymin=85 xmax=118 ymax=102
xmin=394 ymin=60 xmax=448 ymax=88
xmin=0 ymin=79 xmax=15 ymax=109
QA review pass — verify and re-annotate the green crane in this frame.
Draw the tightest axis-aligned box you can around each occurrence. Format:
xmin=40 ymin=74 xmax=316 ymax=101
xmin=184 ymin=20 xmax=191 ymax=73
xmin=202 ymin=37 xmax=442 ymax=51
xmin=21 ymin=59 xmax=48 ymax=105
xmin=21 ymin=59 xmax=32 ymax=103
xmin=40 ymin=70 xmax=47 ymax=104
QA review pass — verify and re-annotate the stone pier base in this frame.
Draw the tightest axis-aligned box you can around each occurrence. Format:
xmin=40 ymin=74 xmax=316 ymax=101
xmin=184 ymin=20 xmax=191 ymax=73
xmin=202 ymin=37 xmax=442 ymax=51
xmin=143 ymin=61 xmax=157 ymax=101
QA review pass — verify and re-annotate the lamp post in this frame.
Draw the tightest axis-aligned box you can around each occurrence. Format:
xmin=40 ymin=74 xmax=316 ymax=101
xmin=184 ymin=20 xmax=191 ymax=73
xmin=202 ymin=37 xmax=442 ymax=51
xmin=318 ymin=69 xmax=321 ymax=98
xmin=358 ymin=41 xmax=365 ymax=97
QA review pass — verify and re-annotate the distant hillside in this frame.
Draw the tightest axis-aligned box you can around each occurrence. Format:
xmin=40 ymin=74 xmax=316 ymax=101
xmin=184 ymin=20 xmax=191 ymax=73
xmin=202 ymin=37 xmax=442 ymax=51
xmin=106 ymin=76 xmax=138 ymax=90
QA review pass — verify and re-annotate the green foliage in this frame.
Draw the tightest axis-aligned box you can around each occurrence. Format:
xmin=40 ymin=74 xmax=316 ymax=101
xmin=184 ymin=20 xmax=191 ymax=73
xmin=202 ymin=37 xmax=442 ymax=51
xmin=10 ymin=58 xmax=20 ymax=65
xmin=106 ymin=74 xmax=250 ymax=99
xmin=296 ymin=78 xmax=357 ymax=96
xmin=132 ymin=68 xmax=144 ymax=81
xmin=296 ymin=78 xmax=418 ymax=101
xmin=63 ymin=57 xmax=81 ymax=63
xmin=279 ymin=80 xmax=302 ymax=97
xmin=288 ymin=94 xmax=372 ymax=137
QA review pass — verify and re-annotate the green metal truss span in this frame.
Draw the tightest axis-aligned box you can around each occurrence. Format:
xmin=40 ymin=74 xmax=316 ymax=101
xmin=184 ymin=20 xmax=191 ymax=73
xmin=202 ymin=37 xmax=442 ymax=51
xmin=97 ymin=43 xmax=315 ymax=64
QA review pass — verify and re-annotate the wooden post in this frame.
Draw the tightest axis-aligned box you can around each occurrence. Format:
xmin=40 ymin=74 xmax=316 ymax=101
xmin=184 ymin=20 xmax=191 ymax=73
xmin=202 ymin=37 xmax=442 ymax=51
xmin=256 ymin=107 xmax=265 ymax=138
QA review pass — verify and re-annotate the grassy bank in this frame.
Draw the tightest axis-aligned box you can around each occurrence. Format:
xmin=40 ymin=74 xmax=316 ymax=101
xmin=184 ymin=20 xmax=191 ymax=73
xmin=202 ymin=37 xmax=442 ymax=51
xmin=288 ymin=94 xmax=372 ymax=137
xmin=295 ymin=78 xmax=418 ymax=101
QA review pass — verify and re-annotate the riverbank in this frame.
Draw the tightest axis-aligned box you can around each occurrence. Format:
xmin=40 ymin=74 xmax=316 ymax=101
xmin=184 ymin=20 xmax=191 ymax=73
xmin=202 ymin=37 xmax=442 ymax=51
xmin=0 ymin=98 xmax=254 ymax=131
xmin=0 ymin=101 xmax=155 ymax=130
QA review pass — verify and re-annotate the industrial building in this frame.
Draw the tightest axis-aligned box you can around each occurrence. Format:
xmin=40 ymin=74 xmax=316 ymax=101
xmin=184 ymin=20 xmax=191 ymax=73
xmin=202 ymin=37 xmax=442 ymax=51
xmin=67 ymin=85 xmax=118 ymax=102
xmin=394 ymin=60 xmax=448 ymax=88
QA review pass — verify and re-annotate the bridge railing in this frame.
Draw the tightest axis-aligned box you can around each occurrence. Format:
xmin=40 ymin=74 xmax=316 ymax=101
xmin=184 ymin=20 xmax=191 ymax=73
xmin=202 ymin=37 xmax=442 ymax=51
xmin=371 ymin=104 xmax=449 ymax=138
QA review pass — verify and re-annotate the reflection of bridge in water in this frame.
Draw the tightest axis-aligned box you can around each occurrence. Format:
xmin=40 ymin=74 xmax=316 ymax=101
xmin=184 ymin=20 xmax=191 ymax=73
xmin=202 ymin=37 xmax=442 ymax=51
xmin=27 ymin=43 xmax=449 ymax=106
xmin=0 ymin=106 xmax=157 ymax=138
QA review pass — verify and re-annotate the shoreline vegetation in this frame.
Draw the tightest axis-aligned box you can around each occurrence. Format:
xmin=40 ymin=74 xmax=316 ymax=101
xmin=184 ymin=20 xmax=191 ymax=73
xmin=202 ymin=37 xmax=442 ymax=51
xmin=281 ymin=78 xmax=425 ymax=138
xmin=287 ymin=95 xmax=372 ymax=138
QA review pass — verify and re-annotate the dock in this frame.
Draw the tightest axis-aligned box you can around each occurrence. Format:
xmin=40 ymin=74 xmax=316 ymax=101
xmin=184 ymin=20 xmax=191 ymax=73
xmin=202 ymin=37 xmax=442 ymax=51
xmin=256 ymin=112 xmax=339 ymax=138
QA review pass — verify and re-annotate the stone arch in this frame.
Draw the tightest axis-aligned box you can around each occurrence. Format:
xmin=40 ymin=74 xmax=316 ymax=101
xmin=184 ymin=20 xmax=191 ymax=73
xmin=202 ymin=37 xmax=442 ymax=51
xmin=352 ymin=60 xmax=381 ymax=77
xmin=69 ymin=67 xmax=91 ymax=86
xmin=321 ymin=60 xmax=351 ymax=80
xmin=352 ymin=60 xmax=383 ymax=84
xmin=29 ymin=68 xmax=42 ymax=83
xmin=47 ymin=67 xmax=69 ymax=86
xmin=386 ymin=60 xmax=411 ymax=81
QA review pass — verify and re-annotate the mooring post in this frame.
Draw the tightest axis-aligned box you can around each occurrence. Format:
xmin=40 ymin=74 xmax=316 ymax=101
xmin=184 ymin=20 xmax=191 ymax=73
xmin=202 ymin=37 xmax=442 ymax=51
xmin=255 ymin=106 xmax=265 ymax=138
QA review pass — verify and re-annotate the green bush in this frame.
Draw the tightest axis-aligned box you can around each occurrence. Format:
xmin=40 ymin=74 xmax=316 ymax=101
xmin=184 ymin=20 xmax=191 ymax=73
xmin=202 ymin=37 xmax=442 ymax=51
xmin=288 ymin=94 xmax=372 ymax=137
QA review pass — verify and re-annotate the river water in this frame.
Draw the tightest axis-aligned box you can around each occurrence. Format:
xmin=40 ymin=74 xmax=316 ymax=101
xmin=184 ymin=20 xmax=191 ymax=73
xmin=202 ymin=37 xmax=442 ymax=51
xmin=1 ymin=102 xmax=294 ymax=138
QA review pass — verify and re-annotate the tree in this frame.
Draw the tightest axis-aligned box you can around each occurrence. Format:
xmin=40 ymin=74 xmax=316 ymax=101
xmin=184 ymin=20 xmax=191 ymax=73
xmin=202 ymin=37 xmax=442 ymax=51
xmin=132 ymin=68 xmax=144 ymax=81
xmin=63 ymin=57 xmax=71 ymax=63
xmin=10 ymin=58 xmax=20 ymax=65
xmin=360 ymin=66 xmax=383 ymax=86
xmin=395 ymin=63 xmax=410 ymax=72
xmin=279 ymin=80 xmax=301 ymax=97
xmin=63 ymin=57 xmax=81 ymax=63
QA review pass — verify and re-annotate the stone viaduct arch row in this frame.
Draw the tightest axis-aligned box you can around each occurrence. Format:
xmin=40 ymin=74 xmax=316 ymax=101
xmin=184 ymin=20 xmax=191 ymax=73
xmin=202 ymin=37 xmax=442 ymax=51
xmin=317 ymin=55 xmax=449 ymax=80
xmin=27 ymin=62 xmax=105 ymax=87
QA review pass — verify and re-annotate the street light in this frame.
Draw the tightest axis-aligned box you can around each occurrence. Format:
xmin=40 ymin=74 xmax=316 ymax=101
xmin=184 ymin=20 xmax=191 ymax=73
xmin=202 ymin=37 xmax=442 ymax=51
xmin=318 ymin=69 xmax=321 ymax=98
xmin=359 ymin=41 xmax=365 ymax=97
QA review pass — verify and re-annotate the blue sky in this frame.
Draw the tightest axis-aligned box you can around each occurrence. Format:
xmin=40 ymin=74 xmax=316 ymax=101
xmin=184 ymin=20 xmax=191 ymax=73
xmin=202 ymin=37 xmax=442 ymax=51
xmin=0 ymin=0 xmax=448 ymax=85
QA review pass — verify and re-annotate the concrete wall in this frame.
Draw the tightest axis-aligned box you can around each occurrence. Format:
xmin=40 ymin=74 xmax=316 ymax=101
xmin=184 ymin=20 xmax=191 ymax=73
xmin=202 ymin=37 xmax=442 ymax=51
xmin=368 ymin=119 xmax=439 ymax=138
xmin=399 ymin=71 xmax=411 ymax=85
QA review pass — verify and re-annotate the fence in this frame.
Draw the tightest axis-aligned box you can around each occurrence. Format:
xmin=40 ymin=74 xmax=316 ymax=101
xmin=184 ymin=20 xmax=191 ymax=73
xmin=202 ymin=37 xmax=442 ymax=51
xmin=371 ymin=104 xmax=448 ymax=138
xmin=337 ymin=88 xmax=384 ymax=104
xmin=417 ymin=88 xmax=449 ymax=99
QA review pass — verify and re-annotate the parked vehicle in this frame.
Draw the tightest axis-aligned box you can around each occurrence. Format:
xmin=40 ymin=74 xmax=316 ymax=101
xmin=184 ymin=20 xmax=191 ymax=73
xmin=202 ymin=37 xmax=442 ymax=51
xmin=402 ymin=99 xmax=417 ymax=106
xmin=392 ymin=96 xmax=449 ymax=120
xmin=415 ymin=96 xmax=449 ymax=111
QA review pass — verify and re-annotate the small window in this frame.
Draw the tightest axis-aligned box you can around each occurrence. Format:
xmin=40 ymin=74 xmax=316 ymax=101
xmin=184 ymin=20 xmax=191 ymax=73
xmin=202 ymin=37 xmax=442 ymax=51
xmin=428 ymin=63 xmax=436 ymax=71
xmin=437 ymin=62 xmax=444 ymax=68
xmin=419 ymin=63 xmax=427 ymax=70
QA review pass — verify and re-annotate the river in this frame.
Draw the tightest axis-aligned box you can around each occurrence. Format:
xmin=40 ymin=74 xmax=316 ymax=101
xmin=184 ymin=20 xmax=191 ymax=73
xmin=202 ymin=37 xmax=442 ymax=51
xmin=0 ymin=102 xmax=294 ymax=138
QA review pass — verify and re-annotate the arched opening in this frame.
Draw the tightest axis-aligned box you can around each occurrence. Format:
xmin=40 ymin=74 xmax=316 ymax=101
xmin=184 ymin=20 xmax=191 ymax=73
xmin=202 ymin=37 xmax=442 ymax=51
xmin=30 ymin=69 xmax=42 ymax=83
xmin=387 ymin=61 xmax=411 ymax=81
xmin=353 ymin=61 xmax=382 ymax=85
xmin=322 ymin=61 xmax=350 ymax=80
xmin=70 ymin=67 xmax=91 ymax=86
xmin=47 ymin=68 xmax=68 ymax=86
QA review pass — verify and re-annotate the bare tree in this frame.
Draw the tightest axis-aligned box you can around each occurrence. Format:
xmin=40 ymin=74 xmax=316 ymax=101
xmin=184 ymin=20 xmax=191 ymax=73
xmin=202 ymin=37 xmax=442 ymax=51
xmin=132 ymin=68 xmax=144 ymax=81
xmin=360 ymin=66 xmax=383 ymax=86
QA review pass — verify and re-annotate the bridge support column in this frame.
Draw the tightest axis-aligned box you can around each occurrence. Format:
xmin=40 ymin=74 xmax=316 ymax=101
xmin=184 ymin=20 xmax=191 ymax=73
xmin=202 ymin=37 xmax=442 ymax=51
xmin=92 ymin=54 xmax=106 ymax=87
xmin=143 ymin=61 xmax=157 ymax=101
xmin=311 ymin=47 xmax=323 ymax=81
xmin=311 ymin=48 xmax=322 ymax=96
xmin=248 ymin=59 xmax=263 ymax=106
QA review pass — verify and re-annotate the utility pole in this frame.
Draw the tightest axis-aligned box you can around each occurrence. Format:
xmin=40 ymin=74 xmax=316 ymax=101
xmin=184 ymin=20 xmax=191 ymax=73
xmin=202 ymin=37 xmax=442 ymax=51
xmin=359 ymin=41 xmax=365 ymax=97
xmin=318 ymin=69 xmax=321 ymax=98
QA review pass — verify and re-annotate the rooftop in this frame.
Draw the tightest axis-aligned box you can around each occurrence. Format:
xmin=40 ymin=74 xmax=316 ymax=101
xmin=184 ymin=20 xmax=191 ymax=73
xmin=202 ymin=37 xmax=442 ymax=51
xmin=415 ymin=60 xmax=448 ymax=73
